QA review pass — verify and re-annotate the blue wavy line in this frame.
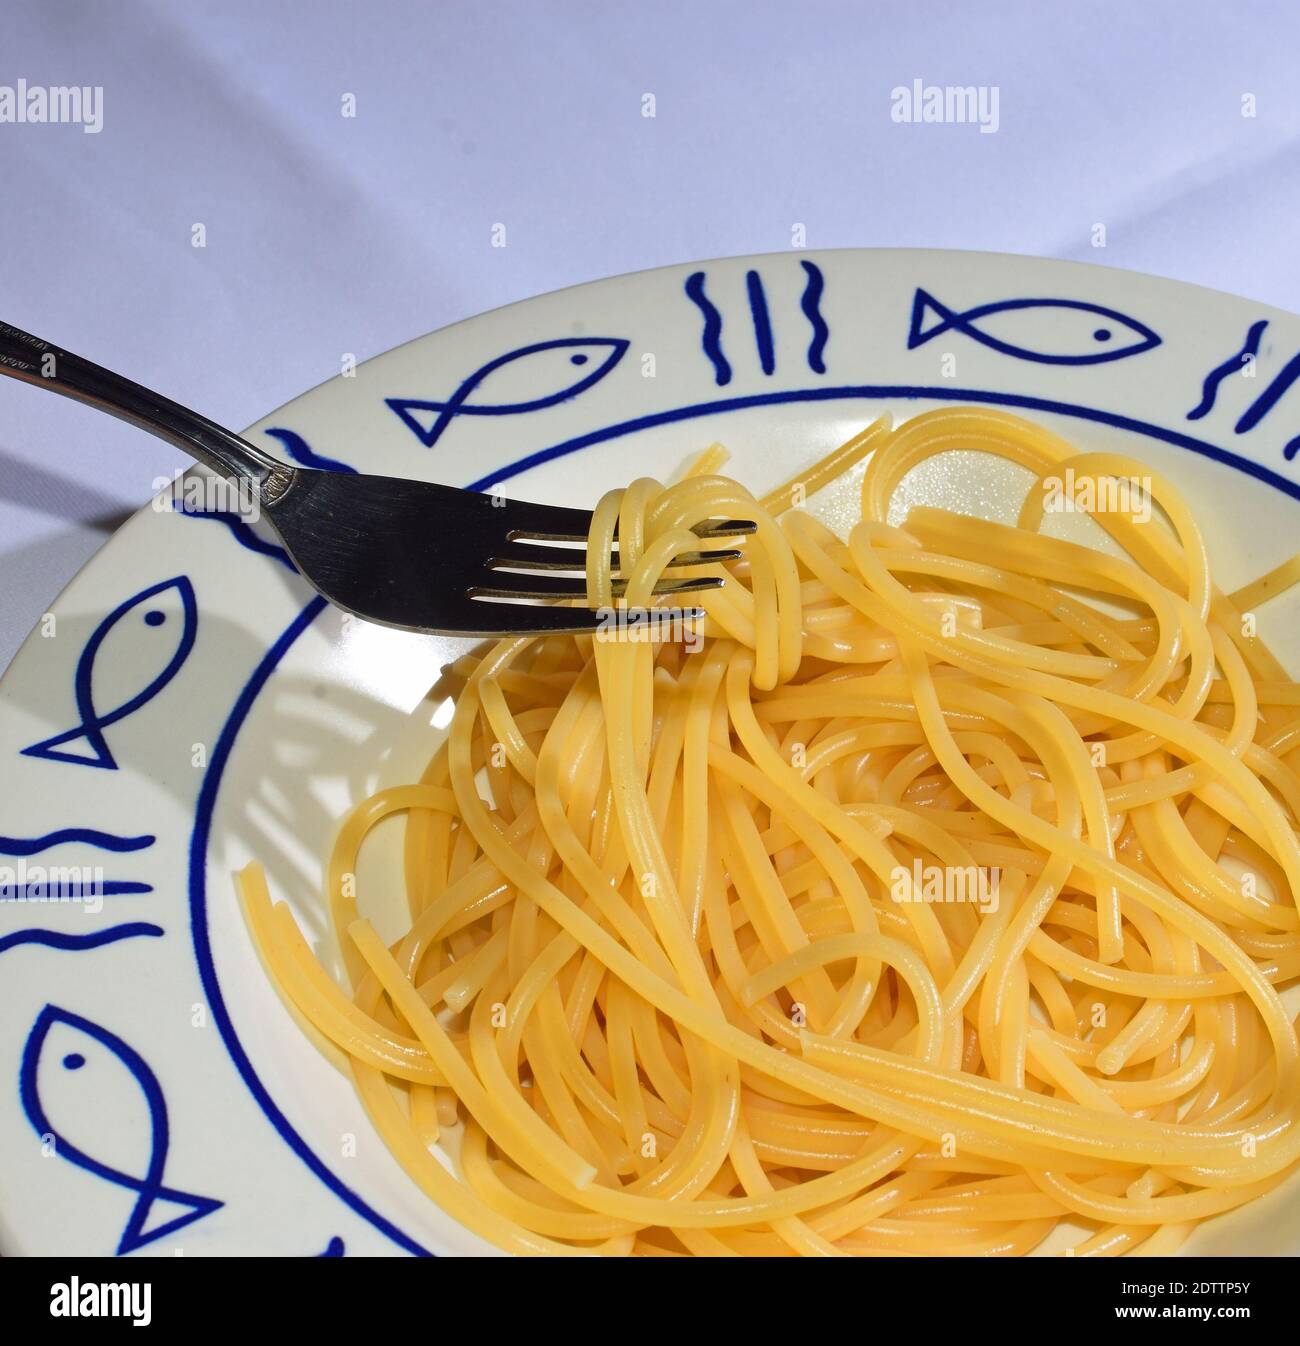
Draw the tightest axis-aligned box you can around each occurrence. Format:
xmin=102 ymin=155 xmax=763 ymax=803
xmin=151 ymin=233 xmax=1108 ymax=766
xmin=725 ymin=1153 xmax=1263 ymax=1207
xmin=799 ymin=260 xmax=829 ymax=374
xmin=264 ymin=427 xmax=356 ymax=474
xmin=1187 ymin=320 xmax=1268 ymax=421
xmin=184 ymin=508 xmax=295 ymax=572
xmin=1237 ymin=349 xmax=1300 ymax=435
xmin=0 ymin=830 xmax=155 ymax=856
xmin=684 ymin=272 xmax=731 ymax=386
xmin=0 ymin=922 xmax=163 ymax=956
xmin=746 ymin=270 xmax=775 ymax=375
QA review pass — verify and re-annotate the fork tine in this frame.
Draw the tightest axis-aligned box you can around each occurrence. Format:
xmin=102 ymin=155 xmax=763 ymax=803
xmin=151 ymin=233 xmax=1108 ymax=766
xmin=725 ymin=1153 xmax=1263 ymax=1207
xmin=494 ymin=498 xmax=595 ymax=541
xmin=0 ymin=314 xmax=752 ymax=641
xmin=453 ymin=601 xmax=709 ymax=637
xmin=453 ymin=602 xmax=605 ymax=635
xmin=487 ymin=543 xmax=743 ymax=572
xmin=470 ymin=574 xmax=724 ymax=600
xmin=692 ymin=519 xmax=758 ymax=539
xmin=498 ymin=497 xmax=758 ymax=544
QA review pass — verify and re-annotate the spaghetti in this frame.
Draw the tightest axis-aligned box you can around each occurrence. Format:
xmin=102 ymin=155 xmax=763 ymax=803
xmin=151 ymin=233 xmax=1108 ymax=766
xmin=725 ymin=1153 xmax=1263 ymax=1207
xmin=239 ymin=407 xmax=1300 ymax=1256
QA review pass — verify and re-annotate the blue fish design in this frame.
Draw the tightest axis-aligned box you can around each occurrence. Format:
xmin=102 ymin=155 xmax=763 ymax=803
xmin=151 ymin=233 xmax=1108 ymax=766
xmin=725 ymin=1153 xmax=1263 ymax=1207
xmin=22 ymin=576 xmax=198 ymax=770
xmin=386 ymin=337 xmax=629 ymax=448
xmin=20 ymin=1004 xmax=222 ymax=1253
xmin=907 ymin=289 xmax=1161 ymax=365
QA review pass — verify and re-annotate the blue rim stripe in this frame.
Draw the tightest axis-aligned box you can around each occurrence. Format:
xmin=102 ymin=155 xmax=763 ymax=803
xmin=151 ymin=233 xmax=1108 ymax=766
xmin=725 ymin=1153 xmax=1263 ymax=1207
xmin=465 ymin=384 xmax=1300 ymax=499
xmin=187 ymin=595 xmax=431 ymax=1257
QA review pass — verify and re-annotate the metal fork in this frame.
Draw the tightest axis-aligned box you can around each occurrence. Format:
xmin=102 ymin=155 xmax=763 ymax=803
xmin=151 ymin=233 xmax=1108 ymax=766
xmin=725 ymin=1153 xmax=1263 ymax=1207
xmin=0 ymin=320 xmax=753 ymax=635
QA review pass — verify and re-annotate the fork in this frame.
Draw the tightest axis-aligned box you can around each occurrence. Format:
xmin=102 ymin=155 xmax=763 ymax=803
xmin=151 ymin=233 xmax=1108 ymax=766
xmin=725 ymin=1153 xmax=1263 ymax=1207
xmin=0 ymin=320 xmax=753 ymax=635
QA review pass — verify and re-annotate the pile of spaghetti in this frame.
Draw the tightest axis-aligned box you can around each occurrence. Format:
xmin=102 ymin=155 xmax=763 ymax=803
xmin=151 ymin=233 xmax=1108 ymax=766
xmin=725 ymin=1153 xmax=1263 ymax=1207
xmin=240 ymin=407 xmax=1300 ymax=1255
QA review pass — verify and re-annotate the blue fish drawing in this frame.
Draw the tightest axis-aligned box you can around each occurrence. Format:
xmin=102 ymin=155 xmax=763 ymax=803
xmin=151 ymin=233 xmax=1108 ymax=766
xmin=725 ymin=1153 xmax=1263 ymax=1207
xmin=20 ymin=1004 xmax=222 ymax=1254
xmin=386 ymin=337 xmax=629 ymax=448
xmin=22 ymin=576 xmax=198 ymax=770
xmin=907 ymin=289 xmax=1161 ymax=366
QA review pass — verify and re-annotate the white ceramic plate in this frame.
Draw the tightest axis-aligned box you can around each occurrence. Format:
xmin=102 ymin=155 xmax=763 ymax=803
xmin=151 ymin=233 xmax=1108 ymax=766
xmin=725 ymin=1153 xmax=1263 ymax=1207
xmin=3 ymin=249 xmax=1300 ymax=1257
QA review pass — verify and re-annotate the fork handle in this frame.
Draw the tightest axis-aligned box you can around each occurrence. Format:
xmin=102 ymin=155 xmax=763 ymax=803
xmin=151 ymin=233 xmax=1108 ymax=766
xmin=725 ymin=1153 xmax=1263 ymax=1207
xmin=0 ymin=318 xmax=295 ymax=503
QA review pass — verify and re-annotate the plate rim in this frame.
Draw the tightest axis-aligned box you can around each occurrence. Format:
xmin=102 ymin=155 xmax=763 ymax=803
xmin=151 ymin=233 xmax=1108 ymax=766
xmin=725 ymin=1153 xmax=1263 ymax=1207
xmin=9 ymin=243 xmax=1300 ymax=672
xmin=7 ymin=245 xmax=1300 ymax=1256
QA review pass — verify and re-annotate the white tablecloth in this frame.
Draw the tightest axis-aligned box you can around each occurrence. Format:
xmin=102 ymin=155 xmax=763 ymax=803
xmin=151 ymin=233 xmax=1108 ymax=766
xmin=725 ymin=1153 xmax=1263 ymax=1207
xmin=2 ymin=0 xmax=1298 ymax=670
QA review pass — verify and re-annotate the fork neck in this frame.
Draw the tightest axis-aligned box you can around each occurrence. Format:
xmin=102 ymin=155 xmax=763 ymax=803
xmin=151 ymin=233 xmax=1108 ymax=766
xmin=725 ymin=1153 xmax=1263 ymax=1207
xmin=0 ymin=318 xmax=295 ymax=503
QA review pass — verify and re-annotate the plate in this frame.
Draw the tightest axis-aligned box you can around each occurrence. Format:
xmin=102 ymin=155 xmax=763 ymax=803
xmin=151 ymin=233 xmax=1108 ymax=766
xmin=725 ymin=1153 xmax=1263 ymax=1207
xmin=3 ymin=249 xmax=1300 ymax=1256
